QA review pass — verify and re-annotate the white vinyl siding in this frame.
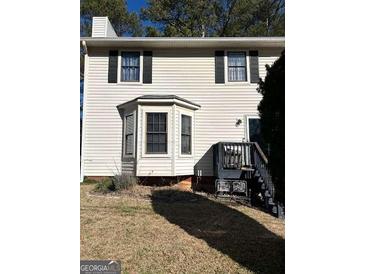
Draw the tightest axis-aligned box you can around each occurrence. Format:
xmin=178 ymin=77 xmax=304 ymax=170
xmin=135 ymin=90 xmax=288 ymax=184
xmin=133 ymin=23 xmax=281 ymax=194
xmin=82 ymin=47 xmax=281 ymax=177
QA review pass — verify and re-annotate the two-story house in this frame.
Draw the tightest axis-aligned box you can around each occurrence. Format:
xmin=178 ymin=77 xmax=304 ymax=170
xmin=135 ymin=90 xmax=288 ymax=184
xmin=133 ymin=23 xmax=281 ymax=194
xmin=80 ymin=17 xmax=284 ymax=188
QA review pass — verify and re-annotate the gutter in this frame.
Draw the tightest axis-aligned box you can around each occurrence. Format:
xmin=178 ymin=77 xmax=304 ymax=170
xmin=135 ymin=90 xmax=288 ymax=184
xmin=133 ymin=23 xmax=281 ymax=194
xmin=79 ymin=37 xmax=285 ymax=48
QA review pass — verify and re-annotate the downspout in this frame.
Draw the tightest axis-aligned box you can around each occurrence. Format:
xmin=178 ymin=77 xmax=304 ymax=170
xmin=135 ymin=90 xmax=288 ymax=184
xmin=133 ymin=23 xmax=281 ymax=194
xmin=82 ymin=40 xmax=88 ymax=55
xmin=80 ymin=40 xmax=88 ymax=182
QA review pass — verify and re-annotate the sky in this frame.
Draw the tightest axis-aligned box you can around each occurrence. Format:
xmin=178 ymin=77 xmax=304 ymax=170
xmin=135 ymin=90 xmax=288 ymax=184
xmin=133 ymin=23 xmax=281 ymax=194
xmin=127 ymin=0 xmax=147 ymax=13
xmin=126 ymin=0 xmax=156 ymax=27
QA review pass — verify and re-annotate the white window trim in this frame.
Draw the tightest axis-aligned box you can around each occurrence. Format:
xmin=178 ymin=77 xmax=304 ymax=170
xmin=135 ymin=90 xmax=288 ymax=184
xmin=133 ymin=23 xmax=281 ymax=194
xmin=141 ymin=106 xmax=172 ymax=158
xmin=179 ymin=109 xmax=194 ymax=158
xmin=117 ymin=49 xmax=143 ymax=85
xmin=123 ymin=110 xmax=136 ymax=159
xmin=224 ymin=49 xmax=251 ymax=85
xmin=246 ymin=115 xmax=260 ymax=142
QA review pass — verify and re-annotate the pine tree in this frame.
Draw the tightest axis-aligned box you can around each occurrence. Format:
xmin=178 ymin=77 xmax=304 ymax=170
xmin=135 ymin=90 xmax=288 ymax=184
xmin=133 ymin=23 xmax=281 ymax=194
xmin=141 ymin=0 xmax=284 ymax=37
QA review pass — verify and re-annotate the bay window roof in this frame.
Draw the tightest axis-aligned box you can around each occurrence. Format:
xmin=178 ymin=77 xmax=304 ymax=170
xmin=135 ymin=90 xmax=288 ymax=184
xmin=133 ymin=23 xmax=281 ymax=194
xmin=117 ymin=95 xmax=201 ymax=111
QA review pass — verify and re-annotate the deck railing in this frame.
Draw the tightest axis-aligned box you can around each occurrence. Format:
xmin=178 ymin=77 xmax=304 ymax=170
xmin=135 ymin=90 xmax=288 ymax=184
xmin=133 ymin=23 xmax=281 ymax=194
xmin=222 ymin=142 xmax=253 ymax=169
xmin=219 ymin=142 xmax=275 ymax=199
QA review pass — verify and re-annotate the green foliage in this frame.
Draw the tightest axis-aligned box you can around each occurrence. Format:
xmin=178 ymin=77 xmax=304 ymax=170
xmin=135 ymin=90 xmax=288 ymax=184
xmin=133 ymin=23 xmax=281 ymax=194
xmin=112 ymin=174 xmax=137 ymax=191
xmin=82 ymin=178 xmax=98 ymax=184
xmin=141 ymin=0 xmax=284 ymax=37
xmin=94 ymin=178 xmax=115 ymax=193
xmin=145 ymin=26 xmax=161 ymax=37
xmin=257 ymin=51 xmax=285 ymax=204
xmin=80 ymin=0 xmax=142 ymax=36
xmin=93 ymin=175 xmax=137 ymax=193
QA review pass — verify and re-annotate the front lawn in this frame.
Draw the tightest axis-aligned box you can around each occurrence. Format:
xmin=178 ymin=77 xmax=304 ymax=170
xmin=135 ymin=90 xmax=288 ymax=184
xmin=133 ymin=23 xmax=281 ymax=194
xmin=80 ymin=183 xmax=284 ymax=273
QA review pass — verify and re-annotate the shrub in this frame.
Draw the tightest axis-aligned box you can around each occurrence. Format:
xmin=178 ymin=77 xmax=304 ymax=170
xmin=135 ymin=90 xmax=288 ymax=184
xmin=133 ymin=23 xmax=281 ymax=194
xmin=83 ymin=178 xmax=98 ymax=185
xmin=112 ymin=174 xmax=137 ymax=191
xmin=94 ymin=178 xmax=114 ymax=193
xmin=257 ymin=51 xmax=285 ymax=204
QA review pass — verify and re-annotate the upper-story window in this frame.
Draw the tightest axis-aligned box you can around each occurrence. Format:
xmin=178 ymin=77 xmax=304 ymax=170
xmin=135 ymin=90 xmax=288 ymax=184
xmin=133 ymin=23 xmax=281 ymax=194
xmin=227 ymin=52 xmax=247 ymax=82
xmin=121 ymin=52 xmax=140 ymax=82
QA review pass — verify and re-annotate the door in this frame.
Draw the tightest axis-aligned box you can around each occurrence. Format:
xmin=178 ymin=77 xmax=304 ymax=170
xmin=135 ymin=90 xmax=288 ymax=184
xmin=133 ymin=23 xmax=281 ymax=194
xmin=246 ymin=116 xmax=269 ymax=156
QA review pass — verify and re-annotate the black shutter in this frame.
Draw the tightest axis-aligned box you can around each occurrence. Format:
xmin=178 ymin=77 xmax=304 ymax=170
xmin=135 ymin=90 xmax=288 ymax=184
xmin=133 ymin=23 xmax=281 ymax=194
xmin=249 ymin=50 xmax=259 ymax=83
xmin=143 ymin=51 xmax=152 ymax=84
xmin=108 ymin=50 xmax=118 ymax=83
xmin=215 ymin=51 xmax=225 ymax=84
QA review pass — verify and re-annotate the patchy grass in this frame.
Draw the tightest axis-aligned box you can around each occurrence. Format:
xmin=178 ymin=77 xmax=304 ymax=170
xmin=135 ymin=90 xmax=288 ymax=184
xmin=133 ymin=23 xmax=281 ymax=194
xmin=81 ymin=184 xmax=284 ymax=274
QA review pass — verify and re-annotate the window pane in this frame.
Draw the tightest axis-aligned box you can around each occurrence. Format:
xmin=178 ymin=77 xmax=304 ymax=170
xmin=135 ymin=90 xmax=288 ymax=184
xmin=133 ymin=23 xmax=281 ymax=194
xmin=242 ymin=67 xmax=247 ymax=81
xmin=159 ymin=113 xmax=166 ymax=124
xmin=147 ymin=114 xmax=153 ymax=123
xmin=158 ymin=144 xmax=167 ymax=153
xmin=147 ymin=123 xmax=153 ymax=132
xmin=228 ymin=67 xmax=234 ymax=81
xmin=236 ymin=67 xmax=243 ymax=81
xmin=159 ymin=122 xmax=166 ymax=132
xmin=228 ymin=67 xmax=246 ymax=81
xmin=182 ymin=115 xmax=186 ymax=129
xmin=181 ymin=115 xmax=189 ymax=134
xmin=181 ymin=135 xmax=191 ymax=154
xmin=122 ymin=55 xmax=127 ymax=66
xmin=228 ymin=52 xmax=245 ymax=66
xmin=159 ymin=133 xmax=166 ymax=143
xmin=187 ymin=116 xmax=191 ymax=133
xmin=147 ymin=133 xmax=153 ymax=143
xmin=153 ymin=113 xmax=159 ymax=129
xmin=147 ymin=143 xmax=152 ymax=153
xmin=152 ymin=143 xmax=158 ymax=152
xmin=182 ymin=136 xmax=186 ymax=152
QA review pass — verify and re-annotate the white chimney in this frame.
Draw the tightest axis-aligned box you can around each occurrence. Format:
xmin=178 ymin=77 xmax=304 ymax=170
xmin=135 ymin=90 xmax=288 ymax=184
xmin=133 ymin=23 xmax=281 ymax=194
xmin=91 ymin=17 xmax=117 ymax=37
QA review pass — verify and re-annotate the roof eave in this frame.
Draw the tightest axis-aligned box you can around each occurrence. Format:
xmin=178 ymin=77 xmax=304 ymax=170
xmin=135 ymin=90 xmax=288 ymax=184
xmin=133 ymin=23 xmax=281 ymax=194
xmin=80 ymin=37 xmax=285 ymax=48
